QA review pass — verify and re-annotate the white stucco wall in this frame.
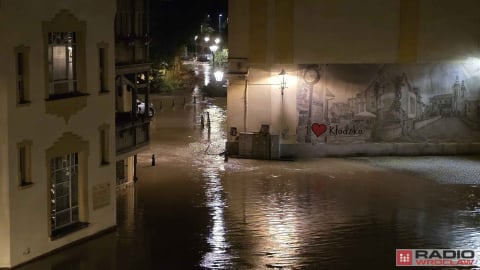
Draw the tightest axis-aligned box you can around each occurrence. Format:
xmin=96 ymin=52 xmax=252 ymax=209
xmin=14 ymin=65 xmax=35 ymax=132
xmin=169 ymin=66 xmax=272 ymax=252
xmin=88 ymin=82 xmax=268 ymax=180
xmin=1 ymin=0 xmax=117 ymax=267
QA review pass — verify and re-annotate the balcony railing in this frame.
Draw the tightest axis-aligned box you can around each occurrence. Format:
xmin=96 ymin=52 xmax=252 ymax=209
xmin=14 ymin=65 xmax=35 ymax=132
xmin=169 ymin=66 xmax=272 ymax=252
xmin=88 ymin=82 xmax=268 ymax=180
xmin=116 ymin=114 xmax=150 ymax=155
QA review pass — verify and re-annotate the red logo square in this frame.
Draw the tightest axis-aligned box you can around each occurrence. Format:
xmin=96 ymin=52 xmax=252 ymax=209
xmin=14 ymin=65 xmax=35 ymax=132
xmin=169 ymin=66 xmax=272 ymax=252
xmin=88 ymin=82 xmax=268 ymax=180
xmin=397 ymin=250 xmax=413 ymax=266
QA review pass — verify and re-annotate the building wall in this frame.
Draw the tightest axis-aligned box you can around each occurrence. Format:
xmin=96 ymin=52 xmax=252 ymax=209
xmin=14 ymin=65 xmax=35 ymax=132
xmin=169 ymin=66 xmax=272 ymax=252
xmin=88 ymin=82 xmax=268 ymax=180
xmin=227 ymin=0 xmax=480 ymax=157
xmin=0 ymin=4 xmax=12 ymax=264
xmin=294 ymin=0 xmax=400 ymax=63
xmin=0 ymin=0 xmax=116 ymax=267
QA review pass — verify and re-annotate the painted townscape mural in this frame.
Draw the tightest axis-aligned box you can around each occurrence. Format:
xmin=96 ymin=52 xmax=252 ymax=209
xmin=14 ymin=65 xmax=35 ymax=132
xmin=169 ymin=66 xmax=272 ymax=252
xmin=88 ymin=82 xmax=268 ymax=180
xmin=296 ymin=64 xmax=480 ymax=144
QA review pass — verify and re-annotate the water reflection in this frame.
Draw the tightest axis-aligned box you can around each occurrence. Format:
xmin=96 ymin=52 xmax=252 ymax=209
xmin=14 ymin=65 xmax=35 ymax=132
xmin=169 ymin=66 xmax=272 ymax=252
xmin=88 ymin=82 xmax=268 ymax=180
xmin=190 ymin=104 xmax=231 ymax=268
xmin=14 ymin=93 xmax=480 ymax=270
xmin=216 ymin=159 xmax=480 ymax=269
xmin=203 ymin=64 xmax=211 ymax=86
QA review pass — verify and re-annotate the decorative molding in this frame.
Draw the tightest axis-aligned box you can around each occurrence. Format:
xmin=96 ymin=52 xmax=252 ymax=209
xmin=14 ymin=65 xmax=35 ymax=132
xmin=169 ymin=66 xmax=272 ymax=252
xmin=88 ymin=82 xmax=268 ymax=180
xmin=46 ymin=132 xmax=89 ymax=158
xmin=45 ymin=94 xmax=88 ymax=123
xmin=45 ymin=132 xmax=90 ymax=237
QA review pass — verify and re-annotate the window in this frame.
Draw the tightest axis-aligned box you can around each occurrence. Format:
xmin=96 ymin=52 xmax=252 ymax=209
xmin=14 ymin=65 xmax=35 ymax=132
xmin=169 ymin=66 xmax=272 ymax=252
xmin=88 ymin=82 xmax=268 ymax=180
xmin=99 ymin=48 xmax=106 ymax=92
xmin=48 ymin=32 xmax=77 ymax=97
xmin=15 ymin=46 xmax=30 ymax=104
xmin=97 ymin=43 xmax=109 ymax=93
xmin=17 ymin=141 xmax=32 ymax=187
xmin=99 ymin=125 xmax=110 ymax=165
xmin=50 ymin=153 xmax=79 ymax=233
xmin=17 ymin=53 xmax=26 ymax=101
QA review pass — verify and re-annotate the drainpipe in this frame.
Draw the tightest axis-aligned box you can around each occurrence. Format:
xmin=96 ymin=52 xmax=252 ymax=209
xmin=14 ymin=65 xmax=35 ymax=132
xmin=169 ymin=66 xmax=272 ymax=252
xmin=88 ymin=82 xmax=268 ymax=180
xmin=244 ymin=78 xmax=248 ymax=132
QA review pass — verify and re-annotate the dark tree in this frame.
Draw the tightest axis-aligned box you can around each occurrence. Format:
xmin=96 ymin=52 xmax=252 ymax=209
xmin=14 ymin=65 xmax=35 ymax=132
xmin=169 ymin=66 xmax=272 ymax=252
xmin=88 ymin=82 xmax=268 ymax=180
xmin=150 ymin=0 xmax=227 ymax=63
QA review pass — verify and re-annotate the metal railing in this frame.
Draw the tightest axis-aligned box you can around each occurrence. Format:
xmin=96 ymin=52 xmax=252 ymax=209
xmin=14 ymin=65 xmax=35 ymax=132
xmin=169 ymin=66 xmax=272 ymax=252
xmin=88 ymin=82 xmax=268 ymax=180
xmin=116 ymin=118 xmax=150 ymax=155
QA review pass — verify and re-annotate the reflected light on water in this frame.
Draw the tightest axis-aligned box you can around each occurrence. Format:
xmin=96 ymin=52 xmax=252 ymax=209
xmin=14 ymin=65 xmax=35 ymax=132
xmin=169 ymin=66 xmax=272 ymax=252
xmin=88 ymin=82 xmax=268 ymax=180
xmin=197 ymin=104 xmax=231 ymax=268
xmin=201 ymin=170 xmax=232 ymax=269
xmin=264 ymin=210 xmax=300 ymax=267
xmin=204 ymin=64 xmax=211 ymax=86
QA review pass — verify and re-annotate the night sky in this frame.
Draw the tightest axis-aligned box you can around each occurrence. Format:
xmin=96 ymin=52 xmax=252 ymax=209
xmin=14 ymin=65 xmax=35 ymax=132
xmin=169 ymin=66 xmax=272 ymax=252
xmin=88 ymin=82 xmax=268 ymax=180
xmin=150 ymin=0 xmax=227 ymax=62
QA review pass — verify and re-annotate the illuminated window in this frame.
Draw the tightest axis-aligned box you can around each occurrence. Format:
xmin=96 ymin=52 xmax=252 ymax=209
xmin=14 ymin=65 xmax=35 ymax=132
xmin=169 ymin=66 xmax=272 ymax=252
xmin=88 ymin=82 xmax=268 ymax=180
xmin=48 ymin=32 xmax=77 ymax=97
xmin=50 ymin=153 xmax=79 ymax=233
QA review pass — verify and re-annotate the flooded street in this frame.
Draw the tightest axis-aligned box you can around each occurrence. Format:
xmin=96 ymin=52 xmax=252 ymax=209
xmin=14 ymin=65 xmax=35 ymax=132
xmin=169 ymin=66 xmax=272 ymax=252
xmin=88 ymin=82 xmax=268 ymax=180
xmin=16 ymin=67 xmax=480 ymax=269
xmin=123 ymin=94 xmax=480 ymax=269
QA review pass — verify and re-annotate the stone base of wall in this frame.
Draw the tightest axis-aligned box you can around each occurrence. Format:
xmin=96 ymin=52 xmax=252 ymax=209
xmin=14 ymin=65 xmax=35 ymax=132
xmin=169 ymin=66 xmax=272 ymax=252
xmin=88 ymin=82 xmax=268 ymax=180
xmin=280 ymin=142 xmax=480 ymax=158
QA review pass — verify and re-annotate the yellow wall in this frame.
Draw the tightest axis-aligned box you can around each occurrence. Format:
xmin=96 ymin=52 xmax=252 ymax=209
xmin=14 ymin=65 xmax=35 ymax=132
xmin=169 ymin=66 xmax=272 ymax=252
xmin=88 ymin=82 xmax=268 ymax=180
xmin=417 ymin=0 xmax=480 ymax=62
xmin=293 ymin=0 xmax=400 ymax=63
xmin=228 ymin=0 xmax=250 ymax=59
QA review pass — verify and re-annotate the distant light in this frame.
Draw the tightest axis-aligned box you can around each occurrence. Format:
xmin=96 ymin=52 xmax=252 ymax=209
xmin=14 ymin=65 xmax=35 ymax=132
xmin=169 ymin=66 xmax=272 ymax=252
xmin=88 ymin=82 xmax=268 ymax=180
xmin=215 ymin=38 xmax=221 ymax=44
xmin=194 ymin=35 xmax=198 ymax=41
xmin=204 ymin=36 xmax=210 ymax=43
xmin=209 ymin=45 xmax=219 ymax=53
xmin=214 ymin=70 xmax=224 ymax=82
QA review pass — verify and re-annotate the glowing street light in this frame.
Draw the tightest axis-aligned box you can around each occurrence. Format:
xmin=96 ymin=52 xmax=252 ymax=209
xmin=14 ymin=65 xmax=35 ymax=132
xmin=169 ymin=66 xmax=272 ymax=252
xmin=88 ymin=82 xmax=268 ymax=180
xmin=209 ymin=45 xmax=219 ymax=54
xmin=194 ymin=35 xmax=198 ymax=58
xmin=214 ymin=70 xmax=224 ymax=82
xmin=218 ymin=14 xmax=223 ymax=34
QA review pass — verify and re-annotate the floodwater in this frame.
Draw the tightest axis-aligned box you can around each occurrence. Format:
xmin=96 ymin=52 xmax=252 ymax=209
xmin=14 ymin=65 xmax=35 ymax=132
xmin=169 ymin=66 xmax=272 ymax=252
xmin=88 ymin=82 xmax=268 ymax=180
xmin=17 ymin=68 xmax=480 ymax=269
xmin=132 ymin=95 xmax=480 ymax=270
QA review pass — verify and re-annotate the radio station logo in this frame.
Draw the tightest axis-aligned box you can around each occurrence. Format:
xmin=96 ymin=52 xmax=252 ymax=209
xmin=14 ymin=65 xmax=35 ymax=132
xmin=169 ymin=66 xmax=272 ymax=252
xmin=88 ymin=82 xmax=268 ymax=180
xmin=396 ymin=249 xmax=480 ymax=267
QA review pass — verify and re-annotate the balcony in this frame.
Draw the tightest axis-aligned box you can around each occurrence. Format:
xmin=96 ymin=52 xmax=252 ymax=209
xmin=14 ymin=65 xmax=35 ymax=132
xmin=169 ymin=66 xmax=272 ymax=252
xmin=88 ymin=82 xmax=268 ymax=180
xmin=116 ymin=112 xmax=150 ymax=156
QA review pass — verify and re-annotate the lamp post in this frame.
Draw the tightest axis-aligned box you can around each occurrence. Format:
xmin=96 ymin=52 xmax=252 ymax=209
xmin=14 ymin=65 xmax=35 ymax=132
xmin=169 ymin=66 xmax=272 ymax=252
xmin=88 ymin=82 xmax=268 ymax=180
xmin=194 ymin=35 xmax=198 ymax=59
xmin=218 ymin=14 xmax=222 ymax=34
xmin=209 ymin=44 xmax=218 ymax=67
xmin=204 ymin=36 xmax=210 ymax=60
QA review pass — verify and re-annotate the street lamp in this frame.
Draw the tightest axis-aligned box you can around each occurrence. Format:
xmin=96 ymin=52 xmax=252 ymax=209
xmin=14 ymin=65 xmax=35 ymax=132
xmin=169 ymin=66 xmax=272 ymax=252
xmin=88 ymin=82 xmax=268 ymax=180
xmin=214 ymin=70 xmax=224 ymax=82
xmin=203 ymin=36 xmax=210 ymax=60
xmin=209 ymin=44 xmax=219 ymax=66
xmin=218 ymin=14 xmax=222 ymax=34
xmin=194 ymin=35 xmax=198 ymax=59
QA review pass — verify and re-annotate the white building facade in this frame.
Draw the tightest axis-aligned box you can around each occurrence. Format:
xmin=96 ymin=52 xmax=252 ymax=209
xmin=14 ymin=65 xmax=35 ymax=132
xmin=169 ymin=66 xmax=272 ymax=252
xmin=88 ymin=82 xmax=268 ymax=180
xmin=0 ymin=0 xmax=116 ymax=268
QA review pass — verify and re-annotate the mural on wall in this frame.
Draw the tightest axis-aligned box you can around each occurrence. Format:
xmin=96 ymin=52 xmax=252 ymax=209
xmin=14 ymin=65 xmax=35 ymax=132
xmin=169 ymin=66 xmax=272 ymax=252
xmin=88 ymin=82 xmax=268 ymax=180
xmin=296 ymin=64 xmax=480 ymax=144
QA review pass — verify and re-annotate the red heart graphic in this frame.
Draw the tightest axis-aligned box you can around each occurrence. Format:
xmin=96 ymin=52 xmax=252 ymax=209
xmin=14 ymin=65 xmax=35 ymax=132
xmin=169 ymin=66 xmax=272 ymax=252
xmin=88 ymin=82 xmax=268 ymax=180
xmin=311 ymin=123 xmax=327 ymax=137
